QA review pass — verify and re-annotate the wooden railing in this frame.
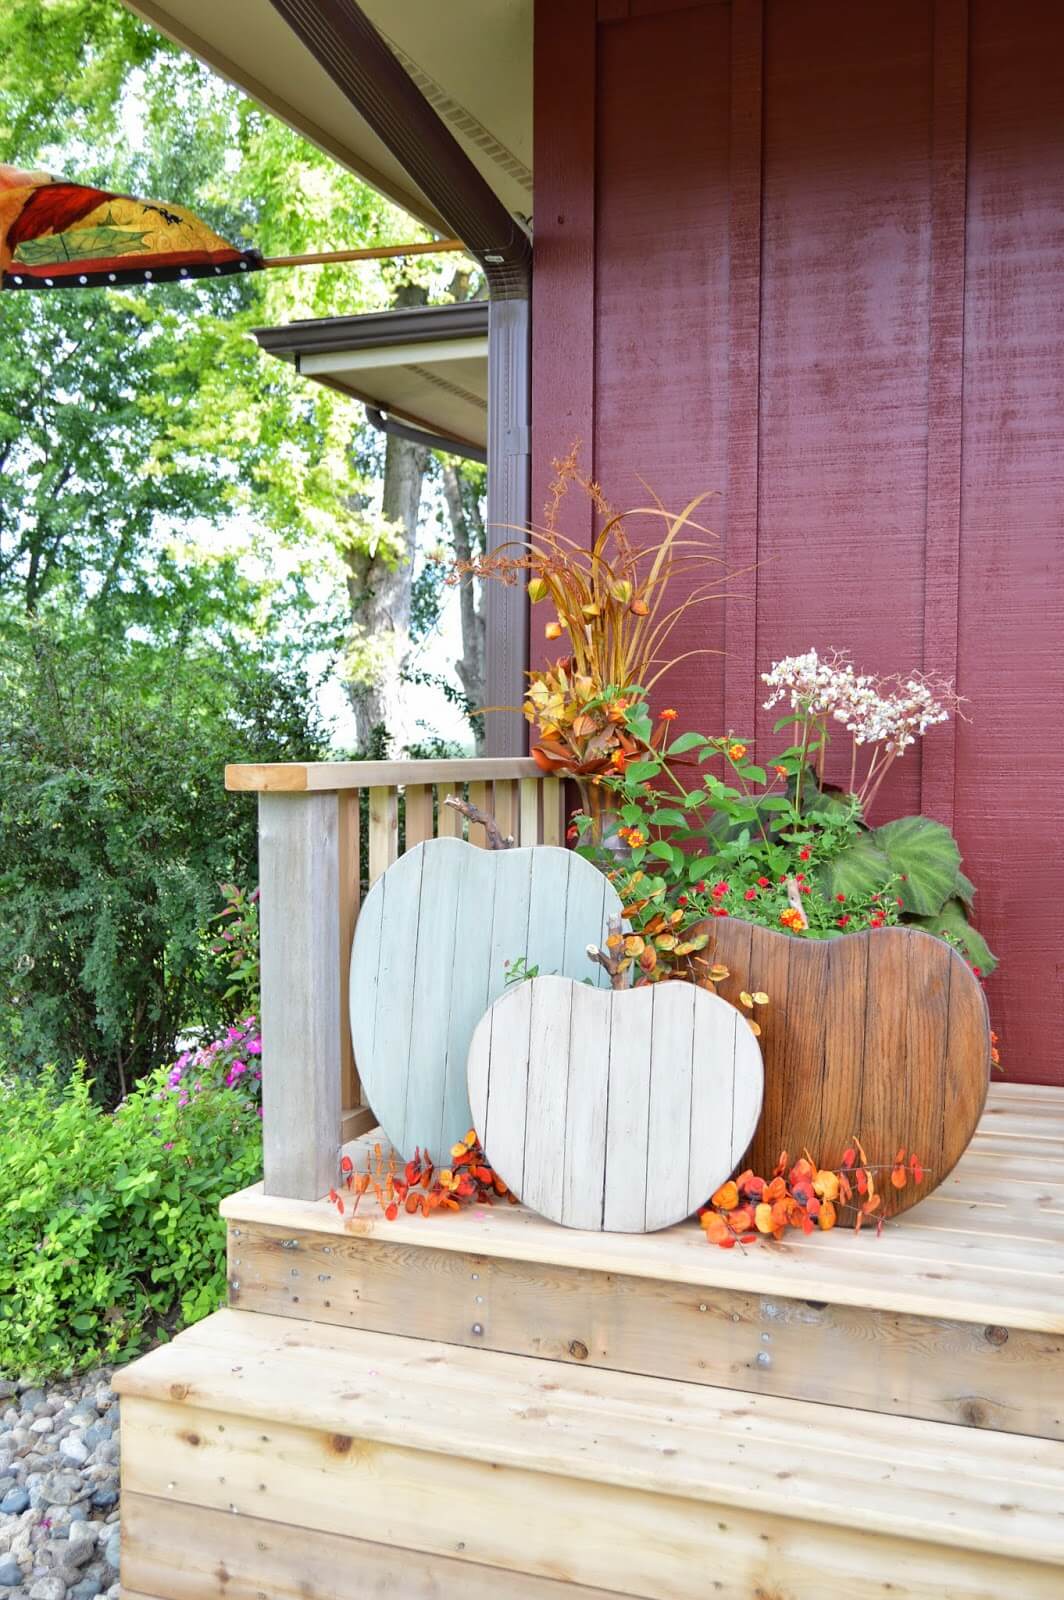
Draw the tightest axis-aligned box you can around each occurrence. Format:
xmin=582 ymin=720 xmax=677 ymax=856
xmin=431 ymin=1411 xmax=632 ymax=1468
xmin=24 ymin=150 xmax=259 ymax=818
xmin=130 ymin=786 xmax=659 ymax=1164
xmin=225 ymin=758 xmax=564 ymax=1200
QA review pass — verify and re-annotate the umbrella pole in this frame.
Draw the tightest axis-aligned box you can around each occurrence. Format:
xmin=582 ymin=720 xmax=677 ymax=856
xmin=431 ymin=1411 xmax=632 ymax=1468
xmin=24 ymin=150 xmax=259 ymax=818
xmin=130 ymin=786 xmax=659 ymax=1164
xmin=260 ymin=238 xmax=467 ymax=268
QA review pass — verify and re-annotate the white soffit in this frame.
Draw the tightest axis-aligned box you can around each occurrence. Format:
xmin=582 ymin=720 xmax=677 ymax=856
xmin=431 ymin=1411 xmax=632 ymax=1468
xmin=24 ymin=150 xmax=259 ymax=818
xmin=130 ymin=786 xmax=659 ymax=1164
xmin=255 ymin=307 xmax=489 ymax=451
xmin=123 ymin=0 xmax=532 ymax=229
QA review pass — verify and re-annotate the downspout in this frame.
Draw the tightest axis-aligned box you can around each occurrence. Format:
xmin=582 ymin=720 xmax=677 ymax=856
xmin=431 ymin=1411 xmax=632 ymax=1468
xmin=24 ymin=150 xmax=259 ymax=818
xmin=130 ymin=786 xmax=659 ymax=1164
xmin=267 ymin=0 xmax=531 ymax=755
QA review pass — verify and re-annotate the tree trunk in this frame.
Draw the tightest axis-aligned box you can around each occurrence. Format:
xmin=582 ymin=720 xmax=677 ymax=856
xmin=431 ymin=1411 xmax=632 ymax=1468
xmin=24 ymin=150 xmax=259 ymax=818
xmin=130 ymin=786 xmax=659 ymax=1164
xmin=441 ymin=460 xmax=487 ymax=753
xmin=344 ymin=429 xmax=427 ymax=753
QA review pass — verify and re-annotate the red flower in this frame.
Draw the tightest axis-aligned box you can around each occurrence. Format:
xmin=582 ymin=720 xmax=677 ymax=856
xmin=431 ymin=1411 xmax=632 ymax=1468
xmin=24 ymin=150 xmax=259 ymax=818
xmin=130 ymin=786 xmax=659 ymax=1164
xmin=835 ymin=893 xmax=846 ymax=903
xmin=973 ymin=966 xmax=982 ymax=976
xmin=696 ymin=879 xmax=707 ymax=893
xmin=796 ymin=873 xmax=805 ymax=883
xmin=757 ymin=876 xmax=770 ymax=888
xmin=743 ymin=888 xmax=758 ymax=901
xmin=711 ymin=881 xmax=729 ymax=899
xmin=678 ymin=894 xmax=689 ymax=906
xmin=799 ymin=884 xmax=811 ymax=894
xmin=798 ymin=848 xmax=811 ymax=861
xmin=837 ymin=915 xmax=850 ymax=927
xmin=712 ymin=907 xmax=730 ymax=917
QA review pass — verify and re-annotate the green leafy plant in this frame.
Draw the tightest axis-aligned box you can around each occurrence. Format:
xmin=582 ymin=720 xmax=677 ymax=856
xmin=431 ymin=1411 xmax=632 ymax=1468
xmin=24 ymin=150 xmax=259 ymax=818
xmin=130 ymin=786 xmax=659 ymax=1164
xmin=574 ymin=648 xmax=996 ymax=983
xmin=0 ymin=1064 xmax=262 ymax=1380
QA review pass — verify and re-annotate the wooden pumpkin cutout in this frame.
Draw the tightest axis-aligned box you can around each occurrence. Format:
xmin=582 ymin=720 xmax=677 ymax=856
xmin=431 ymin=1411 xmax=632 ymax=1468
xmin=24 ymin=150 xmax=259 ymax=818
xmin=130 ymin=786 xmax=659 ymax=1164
xmin=349 ymin=838 xmax=622 ymax=1163
xmin=467 ymin=975 xmax=764 ymax=1233
xmin=709 ymin=922 xmax=990 ymax=1218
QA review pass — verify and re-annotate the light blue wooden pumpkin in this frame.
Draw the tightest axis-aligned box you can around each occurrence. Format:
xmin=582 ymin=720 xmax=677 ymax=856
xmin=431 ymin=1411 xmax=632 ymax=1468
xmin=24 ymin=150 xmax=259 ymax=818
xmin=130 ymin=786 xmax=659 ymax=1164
xmin=349 ymin=837 xmax=622 ymax=1163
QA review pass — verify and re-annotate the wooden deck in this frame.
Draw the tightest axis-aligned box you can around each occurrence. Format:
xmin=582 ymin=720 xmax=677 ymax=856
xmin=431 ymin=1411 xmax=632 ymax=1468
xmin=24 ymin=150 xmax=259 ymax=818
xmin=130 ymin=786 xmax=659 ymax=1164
xmin=116 ymin=1081 xmax=1064 ymax=1598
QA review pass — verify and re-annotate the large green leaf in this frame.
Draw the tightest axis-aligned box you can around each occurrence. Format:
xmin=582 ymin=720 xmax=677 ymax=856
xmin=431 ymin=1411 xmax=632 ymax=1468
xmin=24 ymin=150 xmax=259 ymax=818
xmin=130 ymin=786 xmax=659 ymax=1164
xmin=955 ymin=870 xmax=977 ymax=907
xmin=907 ymin=897 xmax=998 ymax=976
xmin=815 ymin=832 xmax=890 ymax=901
xmin=874 ymin=816 xmax=961 ymax=916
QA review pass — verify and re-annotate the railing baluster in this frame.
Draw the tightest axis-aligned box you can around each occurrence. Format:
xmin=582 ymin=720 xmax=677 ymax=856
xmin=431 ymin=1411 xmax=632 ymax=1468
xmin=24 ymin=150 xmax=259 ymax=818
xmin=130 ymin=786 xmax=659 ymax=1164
xmin=404 ymin=783 xmax=433 ymax=848
xmin=519 ymin=777 xmax=541 ymax=844
xmin=541 ymin=776 xmax=564 ymax=845
xmin=467 ymin=780 xmax=489 ymax=847
xmin=436 ymin=782 xmax=461 ymax=837
xmin=493 ymin=778 xmax=517 ymax=846
xmin=337 ymin=791 xmax=361 ymax=1115
xmin=368 ymin=785 xmax=398 ymax=884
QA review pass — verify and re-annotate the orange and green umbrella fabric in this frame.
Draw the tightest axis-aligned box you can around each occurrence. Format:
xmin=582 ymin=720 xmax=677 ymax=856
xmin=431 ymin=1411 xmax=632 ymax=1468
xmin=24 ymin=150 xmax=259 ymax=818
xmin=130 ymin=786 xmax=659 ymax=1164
xmin=0 ymin=163 xmax=262 ymax=291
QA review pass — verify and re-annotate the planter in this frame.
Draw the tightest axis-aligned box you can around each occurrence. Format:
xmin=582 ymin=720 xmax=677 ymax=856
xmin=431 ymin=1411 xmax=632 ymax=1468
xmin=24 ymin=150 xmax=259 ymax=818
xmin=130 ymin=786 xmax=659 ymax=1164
xmin=708 ymin=921 xmax=991 ymax=1218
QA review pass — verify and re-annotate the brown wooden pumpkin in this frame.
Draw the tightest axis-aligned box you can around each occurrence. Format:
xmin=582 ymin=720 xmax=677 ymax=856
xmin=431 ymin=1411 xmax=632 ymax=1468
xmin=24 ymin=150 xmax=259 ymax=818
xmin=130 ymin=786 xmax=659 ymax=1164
xmin=706 ymin=922 xmax=990 ymax=1219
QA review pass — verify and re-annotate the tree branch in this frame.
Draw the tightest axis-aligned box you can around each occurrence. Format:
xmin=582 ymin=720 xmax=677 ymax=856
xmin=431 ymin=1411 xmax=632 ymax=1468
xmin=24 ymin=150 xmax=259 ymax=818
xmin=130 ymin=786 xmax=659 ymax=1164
xmin=443 ymin=792 xmax=513 ymax=850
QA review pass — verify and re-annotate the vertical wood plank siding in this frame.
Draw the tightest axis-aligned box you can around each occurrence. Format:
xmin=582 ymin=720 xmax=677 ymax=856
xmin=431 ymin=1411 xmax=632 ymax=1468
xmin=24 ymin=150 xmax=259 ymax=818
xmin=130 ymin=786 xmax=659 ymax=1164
xmin=532 ymin=0 xmax=1064 ymax=1084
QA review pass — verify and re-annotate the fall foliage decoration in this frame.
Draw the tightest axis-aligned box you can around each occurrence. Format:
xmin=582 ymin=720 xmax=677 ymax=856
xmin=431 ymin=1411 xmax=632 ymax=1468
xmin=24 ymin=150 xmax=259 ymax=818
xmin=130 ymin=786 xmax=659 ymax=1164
xmin=699 ymin=1139 xmax=926 ymax=1246
xmin=328 ymin=1133 xmax=516 ymax=1223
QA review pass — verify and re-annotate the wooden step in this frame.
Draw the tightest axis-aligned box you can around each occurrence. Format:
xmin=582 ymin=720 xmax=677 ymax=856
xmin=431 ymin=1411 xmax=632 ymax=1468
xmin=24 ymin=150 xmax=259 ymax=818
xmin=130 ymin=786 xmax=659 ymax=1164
xmin=221 ymin=1082 xmax=1064 ymax=1444
xmin=115 ymin=1307 xmax=1064 ymax=1600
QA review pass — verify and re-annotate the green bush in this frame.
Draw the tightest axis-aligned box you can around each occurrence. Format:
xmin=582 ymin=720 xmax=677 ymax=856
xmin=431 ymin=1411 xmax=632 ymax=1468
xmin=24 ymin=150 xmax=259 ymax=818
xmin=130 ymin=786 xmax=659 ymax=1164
xmin=0 ymin=614 xmax=326 ymax=1102
xmin=0 ymin=1065 xmax=262 ymax=1380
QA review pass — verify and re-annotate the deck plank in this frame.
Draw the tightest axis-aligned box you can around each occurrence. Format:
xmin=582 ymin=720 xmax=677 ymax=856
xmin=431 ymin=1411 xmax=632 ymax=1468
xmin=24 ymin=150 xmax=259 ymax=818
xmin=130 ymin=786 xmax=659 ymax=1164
xmin=116 ymin=1310 xmax=1064 ymax=1568
xmin=222 ymin=1084 xmax=1064 ymax=1332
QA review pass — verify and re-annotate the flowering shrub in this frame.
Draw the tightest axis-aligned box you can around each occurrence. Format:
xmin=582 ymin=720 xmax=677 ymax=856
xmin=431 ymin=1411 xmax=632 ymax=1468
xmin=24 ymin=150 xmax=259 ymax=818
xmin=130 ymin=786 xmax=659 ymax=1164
xmin=0 ymin=1064 xmax=262 ymax=1378
xmin=165 ymin=1017 xmax=262 ymax=1115
xmin=573 ymin=648 xmax=996 ymax=986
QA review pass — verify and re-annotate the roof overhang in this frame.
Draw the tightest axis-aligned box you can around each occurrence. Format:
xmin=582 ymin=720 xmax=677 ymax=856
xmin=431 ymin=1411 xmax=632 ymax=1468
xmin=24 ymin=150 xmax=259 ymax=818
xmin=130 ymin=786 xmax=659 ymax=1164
xmin=123 ymin=0 xmax=532 ymax=233
xmin=254 ymin=301 xmax=489 ymax=458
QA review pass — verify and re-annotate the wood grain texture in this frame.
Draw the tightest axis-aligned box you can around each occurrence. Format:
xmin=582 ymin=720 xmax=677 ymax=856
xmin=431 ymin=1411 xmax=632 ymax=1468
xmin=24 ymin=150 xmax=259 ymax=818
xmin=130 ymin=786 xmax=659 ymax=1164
xmin=349 ymin=840 xmax=621 ymax=1163
xmin=468 ymin=976 xmax=764 ymax=1231
xmin=220 ymin=1083 xmax=1064 ymax=1334
xmin=115 ymin=1309 xmax=1064 ymax=1593
xmin=227 ymin=1220 xmax=1064 ymax=1441
xmin=710 ymin=923 xmax=989 ymax=1217
xmin=257 ymin=793 xmax=342 ymax=1201
xmin=122 ymin=1492 xmax=632 ymax=1600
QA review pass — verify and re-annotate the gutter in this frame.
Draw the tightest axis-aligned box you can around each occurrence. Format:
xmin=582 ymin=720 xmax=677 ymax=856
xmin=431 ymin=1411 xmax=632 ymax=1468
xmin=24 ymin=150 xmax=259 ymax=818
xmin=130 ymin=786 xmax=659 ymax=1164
xmin=364 ymin=405 xmax=486 ymax=466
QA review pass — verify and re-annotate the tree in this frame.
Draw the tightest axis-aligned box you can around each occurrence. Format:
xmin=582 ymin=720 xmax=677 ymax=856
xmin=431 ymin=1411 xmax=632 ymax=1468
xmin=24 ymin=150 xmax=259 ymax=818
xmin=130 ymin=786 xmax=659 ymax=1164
xmin=0 ymin=610 xmax=328 ymax=1101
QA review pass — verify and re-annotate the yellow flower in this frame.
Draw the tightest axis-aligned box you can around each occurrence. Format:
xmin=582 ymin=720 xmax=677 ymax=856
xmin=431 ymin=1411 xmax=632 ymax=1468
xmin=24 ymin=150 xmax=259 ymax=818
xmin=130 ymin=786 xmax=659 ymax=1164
xmin=625 ymin=829 xmax=646 ymax=849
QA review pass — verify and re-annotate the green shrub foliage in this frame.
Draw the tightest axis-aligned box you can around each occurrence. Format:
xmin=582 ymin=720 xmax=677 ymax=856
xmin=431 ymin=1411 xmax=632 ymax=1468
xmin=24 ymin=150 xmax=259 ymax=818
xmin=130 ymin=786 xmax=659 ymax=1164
xmin=0 ymin=1066 xmax=262 ymax=1379
xmin=0 ymin=617 xmax=325 ymax=1101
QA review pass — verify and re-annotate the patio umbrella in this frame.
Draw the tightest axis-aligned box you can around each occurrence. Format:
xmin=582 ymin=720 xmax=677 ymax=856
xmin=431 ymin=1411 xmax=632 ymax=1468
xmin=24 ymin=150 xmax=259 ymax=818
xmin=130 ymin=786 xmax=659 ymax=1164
xmin=0 ymin=163 xmax=464 ymax=292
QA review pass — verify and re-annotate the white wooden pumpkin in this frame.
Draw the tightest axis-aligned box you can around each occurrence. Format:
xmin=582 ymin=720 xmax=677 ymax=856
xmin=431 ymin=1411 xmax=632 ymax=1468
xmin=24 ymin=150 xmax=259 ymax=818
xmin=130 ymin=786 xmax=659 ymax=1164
xmin=467 ymin=975 xmax=764 ymax=1233
xmin=349 ymin=838 xmax=622 ymax=1163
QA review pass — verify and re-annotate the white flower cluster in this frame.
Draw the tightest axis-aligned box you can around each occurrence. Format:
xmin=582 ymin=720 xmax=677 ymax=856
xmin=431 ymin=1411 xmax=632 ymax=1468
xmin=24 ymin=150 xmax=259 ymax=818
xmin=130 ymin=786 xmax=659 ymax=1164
xmin=762 ymin=649 xmax=954 ymax=755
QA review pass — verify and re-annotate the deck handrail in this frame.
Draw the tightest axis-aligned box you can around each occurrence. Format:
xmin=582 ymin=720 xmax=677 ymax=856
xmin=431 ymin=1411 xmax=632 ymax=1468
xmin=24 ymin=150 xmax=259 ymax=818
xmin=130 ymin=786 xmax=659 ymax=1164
xmin=241 ymin=756 xmax=566 ymax=1200
xmin=226 ymin=756 xmax=542 ymax=791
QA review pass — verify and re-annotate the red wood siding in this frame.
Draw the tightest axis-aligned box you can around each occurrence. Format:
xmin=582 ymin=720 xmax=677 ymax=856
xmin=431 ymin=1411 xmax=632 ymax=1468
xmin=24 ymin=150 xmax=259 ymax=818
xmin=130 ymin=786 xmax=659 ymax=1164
xmin=532 ymin=0 xmax=1064 ymax=1084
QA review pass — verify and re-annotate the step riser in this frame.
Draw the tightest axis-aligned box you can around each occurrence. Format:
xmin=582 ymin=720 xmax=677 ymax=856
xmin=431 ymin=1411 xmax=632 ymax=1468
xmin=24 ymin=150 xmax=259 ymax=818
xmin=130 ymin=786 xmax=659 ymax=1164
xmin=227 ymin=1220 xmax=1064 ymax=1441
xmin=122 ymin=1492 xmax=629 ymax=1599
xmin=120 ymin=1393 xmax=1064 ymax=1600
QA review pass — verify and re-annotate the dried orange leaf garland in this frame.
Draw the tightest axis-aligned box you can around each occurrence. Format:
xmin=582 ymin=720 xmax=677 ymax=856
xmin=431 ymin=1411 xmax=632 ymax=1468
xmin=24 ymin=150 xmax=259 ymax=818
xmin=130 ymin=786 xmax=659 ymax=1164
xmin=327 ymin=1133 xmax=517 ymax=1223
xmin=699 ymin=1141 xmax=927 ymax=1247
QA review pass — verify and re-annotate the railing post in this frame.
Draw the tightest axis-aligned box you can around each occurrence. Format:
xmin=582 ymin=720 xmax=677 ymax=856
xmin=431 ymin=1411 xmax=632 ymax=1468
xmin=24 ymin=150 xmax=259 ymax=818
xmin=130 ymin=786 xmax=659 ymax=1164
xmin=258 ymin=791 xmax=343 ymax=1199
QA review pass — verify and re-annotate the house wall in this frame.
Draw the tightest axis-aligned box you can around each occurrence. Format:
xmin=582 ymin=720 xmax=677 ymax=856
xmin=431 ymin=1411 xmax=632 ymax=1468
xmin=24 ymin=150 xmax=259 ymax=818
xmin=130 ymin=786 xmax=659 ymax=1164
xmin=532 ymin=0 xmax=1064 ymax=1084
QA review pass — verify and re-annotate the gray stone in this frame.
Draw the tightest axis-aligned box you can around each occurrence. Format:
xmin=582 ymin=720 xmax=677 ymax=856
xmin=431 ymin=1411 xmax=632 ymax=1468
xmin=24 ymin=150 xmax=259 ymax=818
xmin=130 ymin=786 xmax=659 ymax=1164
xmin=0 ymin=1561 xmax=22 ymax=1589
xmin=0 ymin=1491 xmax=29 ymax=1517
xmin=86 ymin=1490 xmax=115 ymax=1515
xmin=15 ymin=1395 xmax=43 ymax=1417
xmin=75 ymin=1430 xmax=108 ymax=1456
xmin=86 ymin=1443 xmax=115 ymax=1469
xmin=26 ymin=1424 xmax=51 ymax=1440
xmin=66 ymin=1583 xmax=98 ymax=1600
xmin=27 ymin=1578 xmax=67 ymax=1600
xmin=64 ymin=1527 xmax=95 ymax=1557
xmin=54 ymin=1443 xmax=85 ymax=1471
xmin=0 ymin=1387 xmax=14 ymax=1404
xmin=102 ymin=1531 xmax=118 ymax=1573
xmin=36 ymin=1475 xmax=85 ymax=1511
xmin=91 ymin=1390 xmax=113 ymax=1417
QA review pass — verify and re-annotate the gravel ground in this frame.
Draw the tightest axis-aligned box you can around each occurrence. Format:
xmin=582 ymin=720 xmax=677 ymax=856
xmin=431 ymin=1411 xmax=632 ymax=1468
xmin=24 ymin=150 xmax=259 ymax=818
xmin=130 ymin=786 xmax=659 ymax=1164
xmin=0 ymin=1374 xmax=120 ymax=1600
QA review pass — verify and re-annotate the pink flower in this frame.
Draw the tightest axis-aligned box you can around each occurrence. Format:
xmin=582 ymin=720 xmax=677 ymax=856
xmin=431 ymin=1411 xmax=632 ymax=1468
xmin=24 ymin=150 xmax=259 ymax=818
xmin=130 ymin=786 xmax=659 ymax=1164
xmin=246 ymin=1038 xmax=262 ymax=1056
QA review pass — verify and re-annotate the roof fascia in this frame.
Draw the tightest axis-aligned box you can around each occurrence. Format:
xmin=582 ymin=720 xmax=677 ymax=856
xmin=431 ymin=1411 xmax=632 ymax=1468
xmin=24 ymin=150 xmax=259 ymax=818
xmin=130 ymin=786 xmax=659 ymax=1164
xmin=267 ymin=0 xmax=531 ymax=298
